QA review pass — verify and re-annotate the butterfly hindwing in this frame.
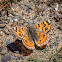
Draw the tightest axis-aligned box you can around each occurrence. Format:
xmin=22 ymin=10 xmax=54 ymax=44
xmin=22 ymin=34 xmax=35 ymax=50
xmin=35 ymin=32 xmax=47 ymax=46
xmin=31 ymin=30 xmax=47 ymax=47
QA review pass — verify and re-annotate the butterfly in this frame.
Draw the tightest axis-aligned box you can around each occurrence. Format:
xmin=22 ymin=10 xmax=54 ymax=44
xmin=12 ymin=21 xmax=51 ymax=50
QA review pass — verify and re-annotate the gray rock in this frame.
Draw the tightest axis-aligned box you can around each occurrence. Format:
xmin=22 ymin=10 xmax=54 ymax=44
xmin=6 ymin=41 xmax=11 ymax=45
xmin=14 ymin=51 xmax=19 ymax=54
xmin=0 ymin=46 xmax=3 ymax=52
xmin=1 ymin=55 xmax=11 ymax=62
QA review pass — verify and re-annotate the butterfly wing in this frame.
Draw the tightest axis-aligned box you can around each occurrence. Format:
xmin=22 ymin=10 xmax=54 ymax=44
xmin=13 ymin=26 xmax=25 ymax=39
xmin=35 ymin=32 xmax=47 ymax=46
xmin=42 ymin=21 xmax=51 ymax=33
xmin=35 ymin=21 xmax=51 ymax=33
xmin=22 ymin=33 xmax=35 ymax=50
xmin=34 ymin=21 xmax=51 ymax=47
xmin=13 ymin=26 xmax=35 ymax=50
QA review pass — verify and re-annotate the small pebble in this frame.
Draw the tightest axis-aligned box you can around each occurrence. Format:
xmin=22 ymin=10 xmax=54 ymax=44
xmin=1 ymin=55 xmax=11 ymax=62
xmin=6 ymin=41 xmax=11 ymax=45
xmin=50 ymin=44 xmax=53 ymax=48
xmin=0 ymin=46 xmax=3 ymax=52
xmin=54 ymin=42 xmax=59 ymax=46
xmin=14 ymin=19 xmax=18 ymax=21
xmin=10 ymin=55 xmax=15 ymax=59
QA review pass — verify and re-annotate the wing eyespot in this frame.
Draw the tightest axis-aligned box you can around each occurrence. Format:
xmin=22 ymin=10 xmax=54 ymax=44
xmin=38 ymin=24 xmax=40 ymax=27
xmin=22 ymin=28 xmax=23 ymax=30
xmin=44 ymin=24 xmax=46 ymax=27
xmin=25 ymin=40 xmax=27 ymax=42
xmin=30 ymin=43 xmax=32 ymax=44
xmin=43 ymin=34 xmax=45 ymax=36
xmin=43 ymin=22 xmax=44 ymax=24
xmin=45 ymin=28 xmax=48 ymax=31
xmin=40 ymin=40 xmax=41 ymax=42
xmin=19 ymin=33 xmax=21 ymax=36
xmin=43 ymin=34 xmax=45 ymax=38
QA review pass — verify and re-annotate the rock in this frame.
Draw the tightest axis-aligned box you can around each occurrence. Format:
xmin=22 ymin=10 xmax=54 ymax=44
xmin=10 ymin=55 xmax=15 ymax=59
xmin=14 ymin=19 xmax=18 ymax=21
xmin=1 ymin=55 xmax=11 ymax=62
xmin=50 ymin=44 xmax=53 ymax=48
xmin=7 ymin=42 xmax=19 ymax=53
xmin=54 ymin=42 xmax=59 ymax=46
xmin=0 ymin=31 xmax=3 ymax=36
xmin=0 ymin=46 xmax=3 ymax=52
xmin=14 ymin=51 xmax=19 ymax=54
xmin=6 ymin=41 xmax=11 ymax=46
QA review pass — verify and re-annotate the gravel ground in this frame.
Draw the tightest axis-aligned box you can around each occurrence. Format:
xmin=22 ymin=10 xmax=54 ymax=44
xmin=0 ymin=0 xmax=62 ymax=62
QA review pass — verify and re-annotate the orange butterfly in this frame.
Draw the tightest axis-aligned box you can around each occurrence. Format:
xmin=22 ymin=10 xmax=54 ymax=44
xmin=12 ymin=21 xmax=51 ymax=50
